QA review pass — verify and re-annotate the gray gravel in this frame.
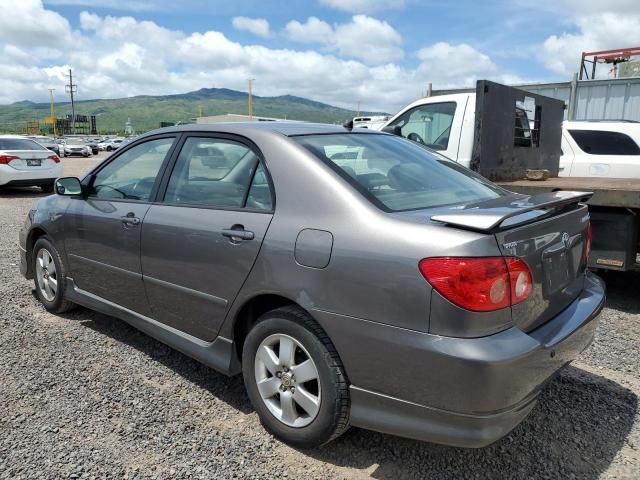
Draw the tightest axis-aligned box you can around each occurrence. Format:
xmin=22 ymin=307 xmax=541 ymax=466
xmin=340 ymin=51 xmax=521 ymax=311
xmin=1 ymin=157 xmax=638 ymax=479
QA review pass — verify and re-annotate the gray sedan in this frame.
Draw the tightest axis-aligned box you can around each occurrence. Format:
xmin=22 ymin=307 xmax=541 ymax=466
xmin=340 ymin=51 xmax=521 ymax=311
xmin=19 ymin=122 xmax=604 ymax=449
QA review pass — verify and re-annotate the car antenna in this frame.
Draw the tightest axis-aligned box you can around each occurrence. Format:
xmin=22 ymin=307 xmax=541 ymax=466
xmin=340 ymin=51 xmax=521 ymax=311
xmin=343 ymin=119 xmax=354 ymax=131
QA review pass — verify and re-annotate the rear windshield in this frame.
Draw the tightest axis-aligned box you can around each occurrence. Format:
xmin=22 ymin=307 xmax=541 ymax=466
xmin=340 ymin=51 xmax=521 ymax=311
xmin=294 ymin=133 xmax=505 ymax=211
xmin=0 ymin=138 xmax=47 ymax=151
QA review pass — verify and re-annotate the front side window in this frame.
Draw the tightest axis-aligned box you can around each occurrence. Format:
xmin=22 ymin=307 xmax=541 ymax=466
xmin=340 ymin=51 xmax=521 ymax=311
xmin=387 ymin=102 xmax=456 ymax=150
xmin=89 ymin=137 xmax=175 ymax=201
xmin=164 ymin=137 xmax=268 ymax=209
xmin=569 ymin=130 xmax=640 ymax=155
xmin=294 ymin=133 xmax=504 ymax=212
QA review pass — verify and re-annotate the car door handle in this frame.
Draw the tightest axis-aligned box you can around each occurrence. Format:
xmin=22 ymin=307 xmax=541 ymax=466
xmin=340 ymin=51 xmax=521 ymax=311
xmin=121 ymin=215 xmax=140 ymax=227
xmin=222 ymin=226 xmax=254 ymax=241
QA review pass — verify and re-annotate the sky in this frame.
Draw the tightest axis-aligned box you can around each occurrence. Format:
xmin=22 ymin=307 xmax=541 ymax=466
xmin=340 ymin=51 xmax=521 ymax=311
xmin=0 ymin=0 xmax=639 ymax=113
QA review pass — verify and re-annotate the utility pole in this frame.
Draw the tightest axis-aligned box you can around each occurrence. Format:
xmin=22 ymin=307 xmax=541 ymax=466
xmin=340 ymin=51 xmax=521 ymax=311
xmin=48 ymin=88 xmax=57 ymax=137
xmin=65 ymin=69 xmax=77 ymax=134
xmin=247 ymin=78 xmax=255 ymax=121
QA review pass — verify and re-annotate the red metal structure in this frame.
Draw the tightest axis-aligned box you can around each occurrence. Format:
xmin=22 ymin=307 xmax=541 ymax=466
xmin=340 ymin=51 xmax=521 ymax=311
xmin=579 ymin=47 xmax=640 ymax=79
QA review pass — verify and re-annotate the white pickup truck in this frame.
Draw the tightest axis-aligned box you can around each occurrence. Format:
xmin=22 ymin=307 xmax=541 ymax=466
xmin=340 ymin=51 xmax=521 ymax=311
xmin=379 ymin=93 xmax=640 ymax=178
xmin=376 ymin=80 xmax=640 ymax=272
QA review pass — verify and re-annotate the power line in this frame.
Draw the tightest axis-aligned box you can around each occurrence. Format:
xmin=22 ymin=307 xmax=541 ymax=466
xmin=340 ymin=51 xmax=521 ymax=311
xmin=65 ymin=69 xmax=77 ymax=134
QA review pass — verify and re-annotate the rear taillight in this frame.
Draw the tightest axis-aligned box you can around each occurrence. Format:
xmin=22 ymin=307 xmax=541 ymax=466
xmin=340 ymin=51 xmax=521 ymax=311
xmin=583 ymin=222 xmax=592 ymax=265
xmin=0 ymin=155 xmax=19 ymax=165
xmin=419 ymin=256 xmax=533 ymax=312
xmin=47 ymin=154 xmax=60 ymax=163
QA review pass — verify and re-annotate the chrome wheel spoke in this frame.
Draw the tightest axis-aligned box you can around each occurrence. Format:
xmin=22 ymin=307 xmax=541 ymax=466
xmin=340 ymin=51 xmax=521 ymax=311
xmin=278 ymin=336 xmax=296 ymax=368
xmin=293 ymin=386 xmax=320 ymax=417
xmin=279 ymin=391 xmax=297 ymax=425
xmin=48 ymin=276 xmax=57 ymax=293
xmin=292 ymin=359 xmax=317 ymax=384
xmin=257 ymin=377 xmax=281 ymax=399
xmin=256 ymin=345 xmax=279 ymax=375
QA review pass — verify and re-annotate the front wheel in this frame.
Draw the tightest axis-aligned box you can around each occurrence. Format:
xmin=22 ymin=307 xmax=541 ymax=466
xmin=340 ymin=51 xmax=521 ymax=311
xmin=32 ymin=236 xmax=75 ymax=313
xmin=242 ymin=306 xmax=350 ymax=448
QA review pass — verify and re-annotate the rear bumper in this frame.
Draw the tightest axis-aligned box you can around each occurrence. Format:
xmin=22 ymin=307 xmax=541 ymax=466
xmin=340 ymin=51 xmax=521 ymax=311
xmin=314 ymin=272 xmax=605 ymax=447
xmin=0 ymin=164 xmax=63 ymax=186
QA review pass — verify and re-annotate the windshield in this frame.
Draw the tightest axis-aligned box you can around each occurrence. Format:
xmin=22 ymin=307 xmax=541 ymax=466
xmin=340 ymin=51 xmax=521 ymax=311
xmin=0 ymin=138 xmax=48 ymax=151
xmin=294 ymin=133 xmax=505 ymax=211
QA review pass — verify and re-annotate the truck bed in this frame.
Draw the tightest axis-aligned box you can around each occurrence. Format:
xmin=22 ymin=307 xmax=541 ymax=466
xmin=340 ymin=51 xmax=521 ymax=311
xmin=496 ymin=177 xmax=640 ymax=209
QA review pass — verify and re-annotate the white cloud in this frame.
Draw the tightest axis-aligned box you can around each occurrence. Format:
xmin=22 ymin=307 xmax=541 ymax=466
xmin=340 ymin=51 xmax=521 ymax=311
xmin=0 ymin=0 xmax=74 ymax=48
xmin=232 ymin=16 xmax=270 ymax=38
xmin=417 ymin=42 xmax=497 ymax=81
xmin=319 ymin=0 xmax=405 ymax=13
xmin=334 ymin=15 xmax=403 ymax=64
xmin=0 ymin=2 xmax=521 ymax=114
xmin=285 ymin=15 xmax=403 ymax=65
xmin=285 ymin=17 xmax=333 ymax=43
xmin=539 ymin=12 xmax=640 ymax=76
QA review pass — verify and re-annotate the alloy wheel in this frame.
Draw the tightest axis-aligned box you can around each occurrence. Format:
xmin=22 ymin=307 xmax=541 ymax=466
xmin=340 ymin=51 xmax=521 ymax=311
xmin=254 ymin=333 xmax=321 ymax=427
xmin=35 ymin=248 xmax=57 ymax=302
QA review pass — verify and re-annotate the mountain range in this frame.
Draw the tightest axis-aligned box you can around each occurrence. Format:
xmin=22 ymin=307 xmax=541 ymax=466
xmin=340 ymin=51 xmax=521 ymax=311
xmin=0 ymin=88 xmax=385 ymax=134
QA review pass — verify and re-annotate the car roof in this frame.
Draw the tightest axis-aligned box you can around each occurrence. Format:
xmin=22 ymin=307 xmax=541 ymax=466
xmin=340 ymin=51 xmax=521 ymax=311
xmin=148 ymin=122 xmax=381 ymax=137
xmin=564 ymin=120 xmax=640 ymax=134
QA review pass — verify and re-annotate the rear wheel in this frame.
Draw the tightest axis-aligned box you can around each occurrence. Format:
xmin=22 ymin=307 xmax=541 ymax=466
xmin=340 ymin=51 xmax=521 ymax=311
xmin=242 ymin=306 xmax=350 ymax=448
xmin=32 ymin=236 xmax=75 ymax=313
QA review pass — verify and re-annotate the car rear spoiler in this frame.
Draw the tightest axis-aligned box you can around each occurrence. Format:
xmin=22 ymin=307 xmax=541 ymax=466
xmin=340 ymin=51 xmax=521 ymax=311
xmin=430 ymin=190 xmax=593 ymax=232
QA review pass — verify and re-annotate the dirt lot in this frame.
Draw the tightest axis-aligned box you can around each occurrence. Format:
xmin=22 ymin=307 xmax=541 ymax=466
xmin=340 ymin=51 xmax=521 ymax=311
xmin=0 ymin=156 xmax=638 ymax=479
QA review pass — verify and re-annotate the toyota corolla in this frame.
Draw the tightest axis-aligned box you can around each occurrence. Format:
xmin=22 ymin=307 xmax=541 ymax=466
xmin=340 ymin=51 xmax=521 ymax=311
xmin=19 ymin=123 xmax=604 ymax=448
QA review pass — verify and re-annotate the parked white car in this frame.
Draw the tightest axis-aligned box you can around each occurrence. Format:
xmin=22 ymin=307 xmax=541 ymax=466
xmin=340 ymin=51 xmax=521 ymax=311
xmin=560 ymin=121 xmax=640 ymax=178
xmin=98 ymin=138 xmax=124 ymax=151
xmin=0 ymin=135 xmax=63 ymax=192
xmin=63 ymin=140 xmax=91 ymax=157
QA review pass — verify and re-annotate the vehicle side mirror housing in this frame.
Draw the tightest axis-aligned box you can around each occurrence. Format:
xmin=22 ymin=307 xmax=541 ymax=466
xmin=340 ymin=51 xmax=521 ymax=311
xmin=381 ymin=125 xmax=402 ymax=136
xmin=55 ymin=177 xmax=83 ymax=196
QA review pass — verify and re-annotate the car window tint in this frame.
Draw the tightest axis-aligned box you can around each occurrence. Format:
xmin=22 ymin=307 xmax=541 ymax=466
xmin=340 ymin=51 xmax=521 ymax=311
xmin=295 ymin=133 xmax=504 ymax=212
xmin=89 ymin=137 xmax=174 ymax=201
xmin=388 ymin=102 xmax=456 ymax=150
xmin=246 ymin=162 xmax=273 ymax=211
xmin=164 ymin=137 xmax=259 ymax=208
xmin=568 ymin=130 xmax=640 ymax=155
xmin=0 ymin=138 xmax=48 ymax=151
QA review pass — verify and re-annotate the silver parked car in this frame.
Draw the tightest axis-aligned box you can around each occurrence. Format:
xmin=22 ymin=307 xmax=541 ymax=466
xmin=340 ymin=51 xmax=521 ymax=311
xmin=19 ymin=123 xmax=604 ymax=448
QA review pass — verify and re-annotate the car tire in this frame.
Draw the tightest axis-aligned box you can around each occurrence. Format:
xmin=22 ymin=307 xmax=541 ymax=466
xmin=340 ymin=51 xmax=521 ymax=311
xmin=41 ymin=183 xmax=54 ymax=194
xmin=242 ymin=306 xmax=350 ymax=448
xmin=32 ymin=236 xmax=75 ymax=314
xmin=107 ymin=146 xmax=112 ymax=151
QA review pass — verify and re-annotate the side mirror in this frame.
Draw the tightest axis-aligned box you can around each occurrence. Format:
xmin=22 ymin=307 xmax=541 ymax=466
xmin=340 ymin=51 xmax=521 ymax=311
xmin=381 ymin=125 xmax=402 ymax=136
xmin=55 ymin=177 xmax=83 ymax=196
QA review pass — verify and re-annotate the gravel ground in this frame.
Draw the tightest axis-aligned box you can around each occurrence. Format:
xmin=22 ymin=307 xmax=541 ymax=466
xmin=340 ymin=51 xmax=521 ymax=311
xmin=0 ymin=156 xmax=638 ymax=479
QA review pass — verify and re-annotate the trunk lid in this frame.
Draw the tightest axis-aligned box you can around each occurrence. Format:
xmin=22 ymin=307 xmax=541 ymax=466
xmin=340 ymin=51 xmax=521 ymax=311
xmin=430 ymin=191 xmax=592 ymax=332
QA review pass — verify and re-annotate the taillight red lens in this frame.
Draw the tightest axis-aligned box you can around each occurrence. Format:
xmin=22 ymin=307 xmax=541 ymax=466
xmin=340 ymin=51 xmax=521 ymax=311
xmin=583 ymin=222 xmax=592 ymax=265
xmin=0 ymin=155 xmax=19 ymax=165
xmin=47 ymin=154 xmax=60 ymax=163
xmin=419 ymin=256 xmax=533 ymax=312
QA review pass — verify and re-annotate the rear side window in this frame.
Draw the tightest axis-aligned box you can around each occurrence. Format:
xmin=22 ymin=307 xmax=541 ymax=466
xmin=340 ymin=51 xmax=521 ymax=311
xmin=163 ymin=137 xmax=269 ymax=210
xmin=295 ymin=133 xmax=504 ymax=212
xmin=568 ymin=130 xmax=640 ymax=155
xmin=0 ymin=138 xmax=47 ymax=151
